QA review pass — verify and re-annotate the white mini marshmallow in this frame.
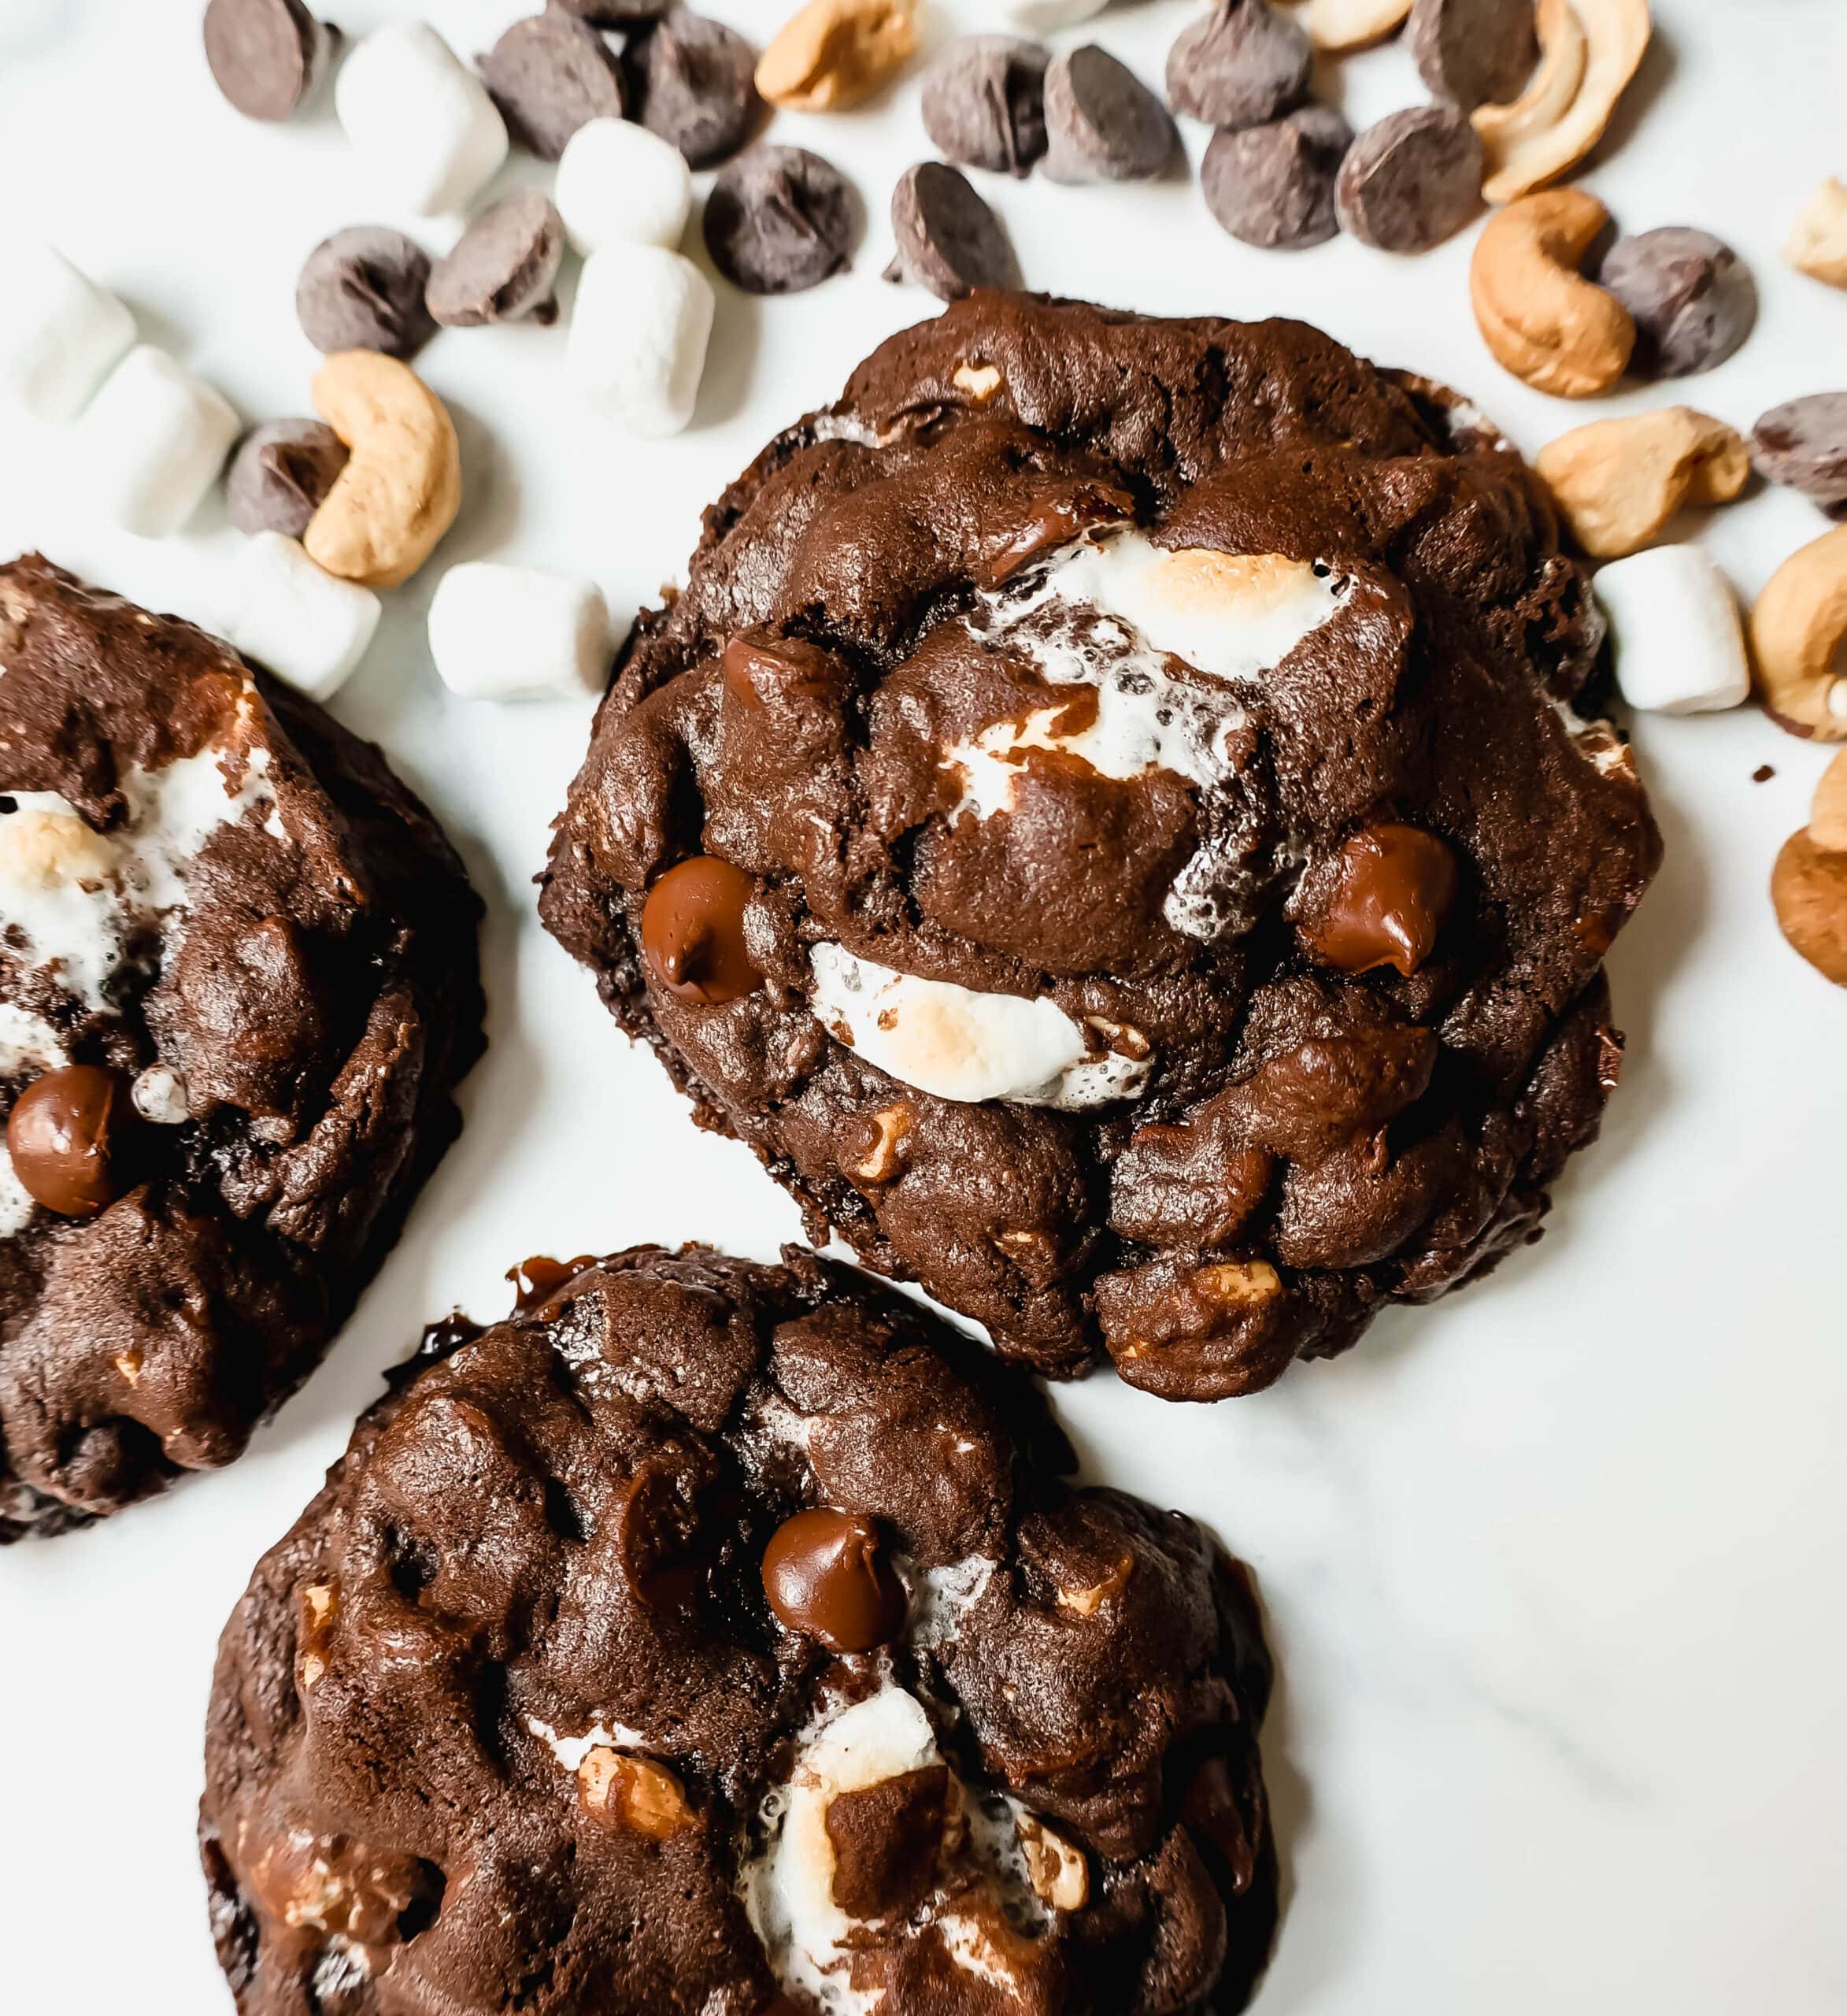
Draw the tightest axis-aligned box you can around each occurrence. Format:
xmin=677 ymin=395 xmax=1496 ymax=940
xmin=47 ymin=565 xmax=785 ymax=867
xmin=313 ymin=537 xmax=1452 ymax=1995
xmin=1597 ymin=545 xmax=1751 ymax=716
xmin=427 ymin=561 xmax=609 ymax=702
xmin=219 ymin=533 xmax=381 ymax=701
xmin=555 ymin=117 xmax=694 ymax=256
xmin=810 ymin=943 xmax=1150 ymax=1109
xmin=0 ymin=242 xmax=136 ymax=422
xmin=78 ymin=346 xmax=240 ymax=538
xmin=569 ymin=244 xmax=714 ymax=439
xmin=335 ymin=22 xmax=509 ymax=217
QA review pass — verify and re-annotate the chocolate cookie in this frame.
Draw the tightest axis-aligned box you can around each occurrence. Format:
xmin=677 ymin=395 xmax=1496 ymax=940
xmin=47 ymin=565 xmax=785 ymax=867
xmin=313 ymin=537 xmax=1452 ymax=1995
xmin=202 ymin=1243 xmax=1278 ymax=2014
xmin=0 ymin=558 xmax=483 ymax=1540
xmin=541 ymin=295 xmax=1660 ymax=1397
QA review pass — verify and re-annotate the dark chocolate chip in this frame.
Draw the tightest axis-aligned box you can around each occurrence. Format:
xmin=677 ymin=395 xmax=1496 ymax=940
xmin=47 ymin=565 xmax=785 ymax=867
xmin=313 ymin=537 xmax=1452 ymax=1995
xmin=1201 ymin=104 xmax=1353 ymax=250
xmin=1751 ymin=393 xmax=1847 ymax=513
xmin=640 ymin=856 xmax=761 ymax=1004
xmin=7 ymin=1065 xmax=133 ymax=1218
xmin=295 ymin=225 xmax=436 ymax=360
xmin=1045 ymin=45 xmax=1177 ymax=184
xmin=1297 ymin=825 xmax=1460 ymax=976
xmin=761 ymin=1506 xmax=907 ymax=1654
xmin=1408 ymin=0 xmax=1539 ymax=113
xmin=630 ymin=10 xmax=764 ymax=169
xmin=225 ymin=418 xmax=350 ymax=538
xmin=426 ymin=191 xmax=564 ymax=328
xmin=703 ymin=145 xmax=857 ymax=296
xmin=920 ymin=35 xmax=1049 ymax=179
xmin=1167 ymin=0 xmax=1312 ymax=133
xmin=886 ymin=163 xmax=1020 ymax=302
xmin=202 ymin=0 xmax=340 ymax=123
xmin=550 ymin=0 xmax=672 ymax=22
xmin=477 ymin=9 xmax=627 ymax=161
xmin=1333 ymin=106 xmax=1483 ymax=254
xmin=1597 ymin=228 xmax=1757 ymax=379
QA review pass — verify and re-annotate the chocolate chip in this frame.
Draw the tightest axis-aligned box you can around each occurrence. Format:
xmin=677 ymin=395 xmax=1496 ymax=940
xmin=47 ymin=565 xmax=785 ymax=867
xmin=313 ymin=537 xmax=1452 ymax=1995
xmin=202 ymin=0 xmax=340 ymax=123
xmin=703 ymin=146 xmax=857 ymax=295
xmin=1597 ymin=228 xmax=1757 ymax=379
xmin=1166 ymin=0 xmax=1312 ymax=133
xmin=1751 ymin=393 xmax=1847 ymax=512
xmin=1044 ymin=45 xmax=1177 ymax=184
xmin=7 ymin=1065 xmax=133 ymax=1217
xmin=1333 ymin=106 xmax=1483 ymax=254
xmin=225 ymin=418 xmax=350 ymax=538
xmin=630 ymin=10 xmax=764 ymax=169
xmin=1297 ymin=825 xmax=1460 ymax=976
xmin=551 ymin=0 xmax=671 ymax=21
xmin=295 ymin=226 xmax=436 ymax=360
xmin=477 ymin=9 xmax=627 ymax=161
xmin=886 ymin=163 xmax=1020 ymax=302
xmin=1408 ymin=0 xmax=1538 ymax=113
xmin=640 ymin=856 xmax=761 ymax=1004
xmin=1201 ymin=104 xmax=1353 ymax=250
xmin=426 ymin=191 xmax=564 ymax=328
xmin=761 ymin=1506 xmax=907 ymax=1653
xmin=921 ymin=35 xmax=1049 ymax=179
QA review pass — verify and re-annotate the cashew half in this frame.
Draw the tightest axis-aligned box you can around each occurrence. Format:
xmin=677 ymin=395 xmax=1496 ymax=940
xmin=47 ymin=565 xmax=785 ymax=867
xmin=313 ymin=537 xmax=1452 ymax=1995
xmin=1772 ymin=750 xmax=1847 ymax=987
xmin=1473 ymin=0 xmax=1650 ymax=205
xmin=1288 ymin=0 xmax=1410 ymax=53
xmin=304 ymin=350 xmax=462 ymax=591
xmin=1749 ymin=524 xmax=1847 ymax=743
xmin=1536 ymin=408 xmax=1749 ymax=560
xmin=1469 ymin=189 xmax=1634 ymax=398
xmin=1786 ymin=177 xmax=1847 ymax=291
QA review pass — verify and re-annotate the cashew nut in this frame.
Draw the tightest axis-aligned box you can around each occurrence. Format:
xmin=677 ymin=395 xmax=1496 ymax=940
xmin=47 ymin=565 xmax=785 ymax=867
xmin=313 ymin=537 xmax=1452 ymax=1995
xmin=1473 ymin=0 xmax=1650 ymax=205
xmin=1469 ymin=189 xmax=1635 ymax=398
xmin=1772 ymin=750 xmax=1847 ymax=987
xmin=1535 ymin=408 xmax=1749 ymax=560
xmin=1749 ymin=524 xmax=1847 ymax=743
xmin=578 ymin=1749 xmax=695 ymax=1837
xmin=1785 ymin=177 xmax=1847 ymax=291
xmin=303 ymin=350 xmax=462 ymax=591
xmin=1017 ymin=1816 xmax=1090 ymax=1913
xmin=1286 ymin=0 xmax=1410 ymax=53
xmin=756 ymin=0 xmax=919 ymax=112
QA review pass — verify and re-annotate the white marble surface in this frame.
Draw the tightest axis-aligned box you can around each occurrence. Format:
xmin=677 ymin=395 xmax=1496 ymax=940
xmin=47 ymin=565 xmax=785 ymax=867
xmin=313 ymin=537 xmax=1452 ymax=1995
xmin=1 ymin=2 xmax=1844 ymax=2009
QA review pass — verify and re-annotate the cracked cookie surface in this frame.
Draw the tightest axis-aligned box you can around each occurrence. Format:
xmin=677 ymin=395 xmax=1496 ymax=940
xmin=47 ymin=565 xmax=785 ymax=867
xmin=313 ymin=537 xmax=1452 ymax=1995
xmin=541 ymin=293 xmax=1660 ymax=1396
xmin=0 ymin=556 xmax=483 ymax=1540
xmin=201 ymin=1243 xmax=1277 ymax=2015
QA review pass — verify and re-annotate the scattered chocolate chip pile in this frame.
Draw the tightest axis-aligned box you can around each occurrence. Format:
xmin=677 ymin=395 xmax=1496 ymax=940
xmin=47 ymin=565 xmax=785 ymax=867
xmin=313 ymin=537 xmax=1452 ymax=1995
xmin=202 ymin=1244 xmax=1279 ymax=2014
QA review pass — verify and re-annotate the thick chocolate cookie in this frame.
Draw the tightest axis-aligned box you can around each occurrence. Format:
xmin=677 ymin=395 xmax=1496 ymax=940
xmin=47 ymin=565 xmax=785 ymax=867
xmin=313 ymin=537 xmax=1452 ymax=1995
xmin=0 ymin=558 xmax=483 ymax=1540
xmin=201 ymin=1243 xmax=1278 ymax=2015
xmin=541 ymin=295 xmax=1660 ymax=1396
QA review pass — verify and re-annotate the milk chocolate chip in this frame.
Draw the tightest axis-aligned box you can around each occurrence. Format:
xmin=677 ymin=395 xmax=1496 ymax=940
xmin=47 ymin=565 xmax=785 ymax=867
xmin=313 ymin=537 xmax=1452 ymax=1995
xmin=921 ymin=35 xmax=1049 ymax=178
xmin=477 ymin=9 xmax=627 ymax=161
xmin=1299 ymin=824 xmax=1460 ymax=975
xmin=630 ymin=10 xmax=764 ymax=169
xmin=203 ymin=0 xmax=341 ymax=123
xmin=761 ymin=1506 xmax=906 ymax=1652
xmin=640 ymin=856 xmax=761 ymax=1005
xmin=295 ymin=226 xmax=436 ymax=361
xmin=7 ymin=1065 xmax=133 ymax=1217
xmin=886 ymin=163 xmax=1020 ymax=302
xmin=225 ymin=418 xmax=349 ymax=539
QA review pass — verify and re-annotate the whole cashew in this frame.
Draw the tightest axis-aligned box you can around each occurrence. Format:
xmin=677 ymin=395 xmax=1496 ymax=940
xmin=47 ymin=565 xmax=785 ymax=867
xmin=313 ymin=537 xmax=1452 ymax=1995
xmin=1287 ymin=0 xmax=1411 ymax=53
xmin=1536 ymin=408 xmax=1749 ymax=559
xmin=1785 ymin=177 xmax=1847 ymax=291
xmin=756 ymin=0 xmax=919 ymax=112
xmin=1772 ymin=748 xmax=1847 ymax=987
xmin=1749 ymin=524 xmax=1847 ymax=742
xmin=1474 ymin=0 xmax=1650 ymax=205
xmin=1469 ymin=189 xmax=1635 ymax=398
xmin=304 ymin=350 xmax=462 ymax=591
